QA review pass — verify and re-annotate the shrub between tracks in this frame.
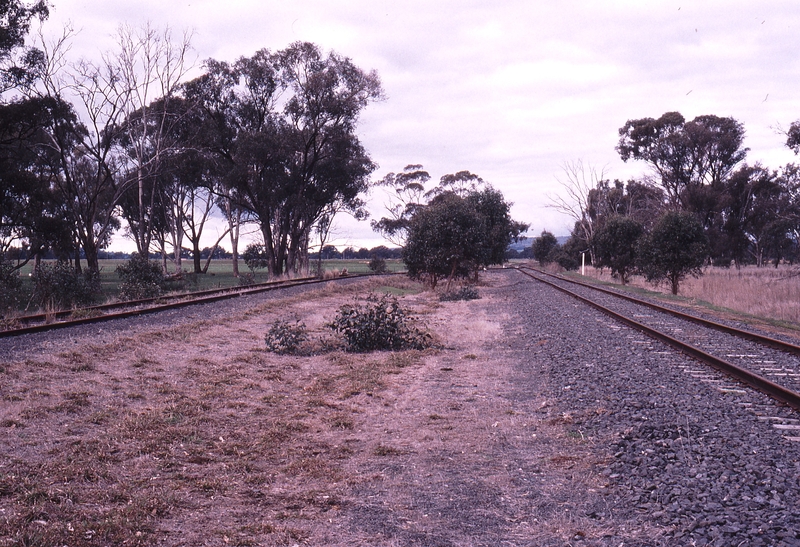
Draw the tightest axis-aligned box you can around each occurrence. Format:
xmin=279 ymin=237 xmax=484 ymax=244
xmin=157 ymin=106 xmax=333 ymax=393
xmin=327 ymin=294 xmax=430 ymax=352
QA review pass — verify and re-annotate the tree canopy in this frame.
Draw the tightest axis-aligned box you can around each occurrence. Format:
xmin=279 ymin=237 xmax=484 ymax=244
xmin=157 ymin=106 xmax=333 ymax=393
xmin=1 ymin=30 xmax=383 ymax=281
xmin=637 ymin=211 xmax=708 ymax=295
xmin=399 ymin=175 xmax=527 ymax=288
xmin=184 ymin=42 xmax=383 ymax=276
xmin=617 ymin=112 xmax=748 ymax=208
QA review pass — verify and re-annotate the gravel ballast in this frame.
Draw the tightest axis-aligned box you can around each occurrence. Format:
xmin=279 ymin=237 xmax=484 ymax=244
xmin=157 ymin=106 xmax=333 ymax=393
xmin=497 ymin=269 xmax=800 ymax=546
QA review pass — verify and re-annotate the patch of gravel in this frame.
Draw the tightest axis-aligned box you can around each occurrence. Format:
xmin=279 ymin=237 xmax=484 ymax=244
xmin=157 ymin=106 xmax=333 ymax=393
xmin=495 ymin=269 xmax=800 ymax=546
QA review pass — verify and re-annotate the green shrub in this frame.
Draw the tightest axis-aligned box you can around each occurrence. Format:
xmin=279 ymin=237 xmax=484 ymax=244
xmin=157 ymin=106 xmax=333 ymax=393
xmin=265 ymin=320 xmax=308 ymax=354
xmin=0 ymin=261 xmax=22 ymax=314
xmin=116 ymin=254 xmax=165 ymax=301
xmin=31 ymin=261 xmax=99 ymax=310
xmin=368 ymin=256 xmax=388 ymax=274
xmin=242 ymin=244 xmax=269 ymax=272
xmin=439 ymin=286 xmax=480 ymax=302
xmin=238 ymin=272 xmax=256 ymax=286
xmin=327 ymin=294 xmax=430 ymax=352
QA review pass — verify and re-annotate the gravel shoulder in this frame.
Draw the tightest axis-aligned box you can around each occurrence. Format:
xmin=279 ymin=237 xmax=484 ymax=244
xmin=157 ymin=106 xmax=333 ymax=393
xmin=1 ymin=270 xmax=798 ymax=546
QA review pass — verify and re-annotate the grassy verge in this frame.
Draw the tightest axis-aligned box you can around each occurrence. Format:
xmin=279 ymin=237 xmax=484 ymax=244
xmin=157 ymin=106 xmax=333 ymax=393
xmin=7 ymin=259 xmax=407 ymax=314
xmin=563 ymin=264 xmax=800 ymax=331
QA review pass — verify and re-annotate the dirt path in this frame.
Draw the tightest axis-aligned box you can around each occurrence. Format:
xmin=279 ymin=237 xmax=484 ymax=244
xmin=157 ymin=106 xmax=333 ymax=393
xmin=1 ymin=272 xmax=608 ymax=546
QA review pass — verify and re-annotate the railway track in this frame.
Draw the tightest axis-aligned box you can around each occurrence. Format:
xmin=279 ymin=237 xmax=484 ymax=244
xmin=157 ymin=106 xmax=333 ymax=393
xmin=0 ymin=273 xmax=381 ymax=338
xmin=516 ymin=266 xmax=800 ymax=430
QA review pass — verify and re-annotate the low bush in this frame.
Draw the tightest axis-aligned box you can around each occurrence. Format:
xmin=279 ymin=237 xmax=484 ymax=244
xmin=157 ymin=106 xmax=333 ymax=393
xmin=368 ymin=256 xmax=388 ymax=274
xmin=242 ymin=244 xmax=269 ymax=272
xmin=30 ymin=262 xmax=99 ymax=310
xmin=0 ymin=261 xmax=22 ymax=314
xmin=116 ymin=254 xmax=165 ymax=301
xmin=238 ymin=272 xmax=256 ymax=286
xmin=265 ymin=320 xmax=308 ymax=355
xmin=439 ymin=286 xmax=480 ymax=302
xmin=327 ymin=294 xmax=430 ymax=352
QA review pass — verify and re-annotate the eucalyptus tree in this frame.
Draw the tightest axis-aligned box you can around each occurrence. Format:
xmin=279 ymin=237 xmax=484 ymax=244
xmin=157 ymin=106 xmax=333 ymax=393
xmin=185 ymin=42 xmax=383 ymax=276
xmin=403 ymin=185 xmax=527 ymax=289
xmin=616 ymin=112 xmax=748 ymax=209
xmin=637 ymin=211 xmax=708 ymax=295
xmin=592 ymin=215 xmax=643 ymax=284
xmin=786 ymin=121 xmax=800 ymax=155
xmin=20 ymin=23 xmax=192 ymax=276
xmin=0 ymin=95 xmax=74 ymax=264
xmin=112 ymin=23 xmax=194 ymax=257
xmin=371 ymin=164 xmax=431 ymax=246
xmin=0 ymin=0 xmax=48 ymax=92
xmin=548 ymin=159 xmax=609 ymax=264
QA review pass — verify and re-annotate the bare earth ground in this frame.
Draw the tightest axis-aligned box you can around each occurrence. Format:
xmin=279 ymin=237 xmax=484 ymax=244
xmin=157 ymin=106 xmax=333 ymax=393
xmin=2 ymin=273 xmax=624 ymax=546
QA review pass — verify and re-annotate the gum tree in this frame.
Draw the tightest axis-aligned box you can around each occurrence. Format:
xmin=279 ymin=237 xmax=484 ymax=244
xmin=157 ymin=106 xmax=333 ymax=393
xmin=637 ymin=211 xmax=708 ymax=295
xmin=185 ymin=42 xmax=383 ymax=276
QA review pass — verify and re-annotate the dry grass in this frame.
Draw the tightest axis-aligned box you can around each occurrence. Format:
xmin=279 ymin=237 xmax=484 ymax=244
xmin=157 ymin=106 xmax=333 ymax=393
xmin=0 ymin=273 xmax=657 ymax=545
xmin=582 ymin=264 xmax=800 ymax=325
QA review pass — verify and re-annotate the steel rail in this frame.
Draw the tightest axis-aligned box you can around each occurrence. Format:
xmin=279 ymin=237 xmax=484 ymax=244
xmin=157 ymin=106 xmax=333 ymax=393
xmin=10 ymin=275 xmax=320 ymax=326
xmin=519 ymin=265 xmax=800 ymax=356
xmin=1 ymin=273 xmax=386 ymax=338
xmin=516 ymin=267 xmax=800 ymax=412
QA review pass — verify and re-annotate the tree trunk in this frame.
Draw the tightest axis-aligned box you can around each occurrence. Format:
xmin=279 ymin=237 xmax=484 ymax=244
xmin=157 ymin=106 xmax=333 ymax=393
xmin=74 ymin=248 xmax=82 ymax=275
xmin=224 ymin=199 xmax=241 ymax=277
xmin=193 ymin=240 xmax=202 ymax=274
xmin=201 ymin=230 xmax=231 ymax=274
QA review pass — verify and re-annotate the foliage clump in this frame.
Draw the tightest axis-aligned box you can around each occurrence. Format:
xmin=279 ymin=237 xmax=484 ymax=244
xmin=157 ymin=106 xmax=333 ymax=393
xmin=531 ymin=230 xmax=559 ymax=266
xmin=327 ymin=294 xmax=430 ymax=352
xmin=116 ymin=254 xmax=165 ymax=301
xmin=592 ymin=215 xmax=644 ymax=284
xmin=30 ymin=262 xmax=99 ymax=310
xmin=0 ymin=261 xmax=22 ymax=314
xmin=238 ymin=272 xmax=256 ymax=286
xmin=637 ymin=211 xmax=708 ymax=295
xmin=242 ymin=244 xmax=269 ymax=273
xmin=368 ymin=256 xmax=388 ymax=274
xmin=439 ymin=286 xmax=480 ymax=302
xmin=265 ymin=320 xmax=308 ymax=355
xmin=402 ymin=187 xmax=527 ymax=288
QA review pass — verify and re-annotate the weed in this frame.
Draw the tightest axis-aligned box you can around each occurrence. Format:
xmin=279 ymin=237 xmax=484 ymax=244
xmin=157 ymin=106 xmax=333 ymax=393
xmin=116 ymin=254 xmax=165 ymax=300
xmin=265 ymin=320 xmax=308 ymax=355
xmin=439 ymin=286 xmax=481 ymax=301
xmin=30 ymin=262 xmax=101 ymax=311
xmin=238 ymin=272 xmax=256 ymax=286
xmin=368 ymin=256 xmax=388 ymax=274
xmin=327 ymin=293 xmax=430 ymax=352
xmin=329 ymin=415 xmax=355 ymax=430
xmin=373 ymin=444 xmax=404 ymax=456
xmin=55 ymin=391 xmax=91 ymax=413
xmin=69 ymin=308 xmax=103 ymax=320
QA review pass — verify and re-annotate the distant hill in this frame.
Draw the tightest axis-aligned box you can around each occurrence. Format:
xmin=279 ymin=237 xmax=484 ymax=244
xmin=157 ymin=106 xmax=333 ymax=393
xmin=508 ymin=235 xmax=569 ymax=252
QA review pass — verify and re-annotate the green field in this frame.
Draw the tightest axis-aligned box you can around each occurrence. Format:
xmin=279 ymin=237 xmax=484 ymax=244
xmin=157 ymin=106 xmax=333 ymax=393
xmin=9 ymin=258 xmax=407 ymax=312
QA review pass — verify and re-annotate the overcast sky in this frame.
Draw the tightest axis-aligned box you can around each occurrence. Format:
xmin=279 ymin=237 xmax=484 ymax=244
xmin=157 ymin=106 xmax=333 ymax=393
xmin=42 ymin=0 xmax=800 ymax=251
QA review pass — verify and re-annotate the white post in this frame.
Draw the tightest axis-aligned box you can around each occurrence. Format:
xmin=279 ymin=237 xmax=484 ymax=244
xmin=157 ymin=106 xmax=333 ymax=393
xmin=581 ymin=251 xmax=585 ymax=276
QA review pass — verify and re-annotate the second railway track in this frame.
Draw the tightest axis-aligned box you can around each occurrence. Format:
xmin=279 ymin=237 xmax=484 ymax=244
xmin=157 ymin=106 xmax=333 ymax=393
xmin=0 ymin=273 xmax=386 ymax=338
xmin=516 ymin=266 xmax=800 ymax=418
